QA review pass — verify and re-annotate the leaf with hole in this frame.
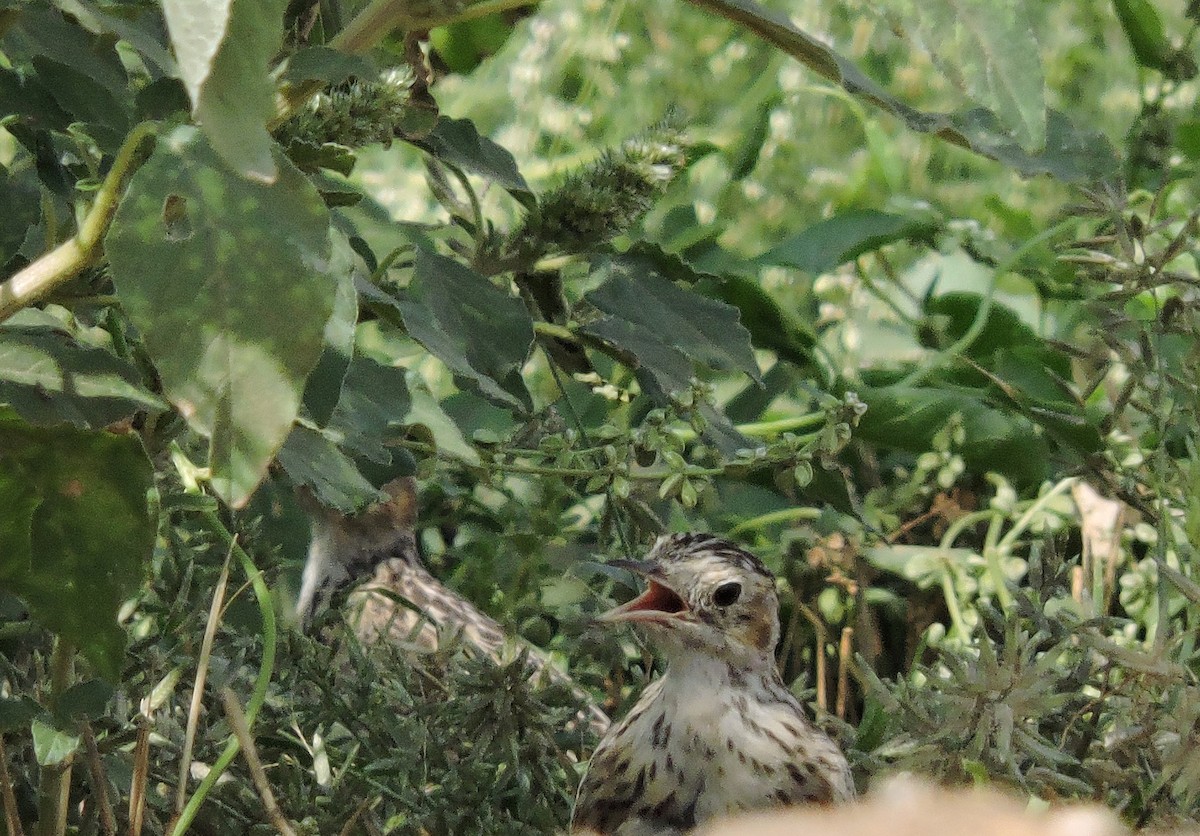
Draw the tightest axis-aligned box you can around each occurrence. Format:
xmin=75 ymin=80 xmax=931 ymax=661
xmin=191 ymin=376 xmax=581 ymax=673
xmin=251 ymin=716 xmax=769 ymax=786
xmin=106 ymin=125 xmax=337 ymax=508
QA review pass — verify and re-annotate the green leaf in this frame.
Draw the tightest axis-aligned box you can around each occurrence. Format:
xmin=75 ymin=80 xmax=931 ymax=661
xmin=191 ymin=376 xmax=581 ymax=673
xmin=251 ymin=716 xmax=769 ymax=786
xmin=416 ymin=117 xmax=531 ymax=197
xmin=49 ymin=0 xmax=178 ymax=75
xmin=1112 ymin=0 xmax=1174 ymax=72
xmin=396 ymin=250 xmax=534 ymax=413
xmin=162 ymin=0 xmax=287 ymax=180
xmin=684 ymin=0 xmax=1117 ymax=181
xmin=0 ymin=409 xmax=157 ymax=680
xmin=277 ymin=424 xmax=385 ymax=513
xmin=758 ymin=209 xmax=936 ymax=273
xmin=6 ymin=8 xmax=130 ymax=103
xmin=0 ymin=696 xmax=41 ymax=733
xmin=429 ymin=14 xmax=519 ymax=74
xmin=880 ymin=0 xmax=1046 ymax=150
xmin=581 ymin=251 xmax=761 ymax=395
xmin=106 ymin=125 xmax=335 ymax=508
xmin=0 ymin=164 xmax=40 ymax=269
xmin=0 ymin=324 xmax=165 ymax=428
xmin=855 ymin=385 xmax=1049 ymax=486
xmin=923 ymin=293 xmax=1071 ymax=378
xmin=56 ymin=679 xmax=114 ymax=722
xmin=31 ymin=717 xmax=79 ymax=766
xmin=31 ymin=55 xmax=131 ymax=150
xmin=703 ymin=275 xmax=816 ymax=368
xmin=728 ymin=94 xmax=780 ymax=179
xmin=284 ymin=46 xmax=375 ymax=85
xmin=302 ymin=234 xmax=359 ymax=427
xmin=325 ymin=355 xmax=411 ymax=462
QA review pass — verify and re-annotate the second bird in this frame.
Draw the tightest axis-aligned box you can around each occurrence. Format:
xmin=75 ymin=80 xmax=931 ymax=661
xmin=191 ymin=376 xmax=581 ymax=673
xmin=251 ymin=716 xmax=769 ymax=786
xmin=571 ymin=533 xmax=854 ymax=835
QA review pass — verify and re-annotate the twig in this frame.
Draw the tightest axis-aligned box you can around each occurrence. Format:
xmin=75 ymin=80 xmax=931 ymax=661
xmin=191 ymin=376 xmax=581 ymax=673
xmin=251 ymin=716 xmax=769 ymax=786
xmin=0 ymin=734 xmax=25 ymax=836
xmin=221 ymin=688 xmax=296 ymax=836
xmin=80 ymin=723 xmax=116 ymax=836
xmin=794 ymin=602 xmax=828 ymax=712
xmin=128 ymin=716 xmax=151 ymax=836
xmin=0 ymin=122 xmax=157 ymax=324
xmin=35 ymin=639 xmax=75 ymax=836
xmin=171 ymin=509 xmax=278 ymax=836
xmin=836 ymin=626 xmax=853 ymax=721
xmin=175 ymin=544 xmax=233 ymax=814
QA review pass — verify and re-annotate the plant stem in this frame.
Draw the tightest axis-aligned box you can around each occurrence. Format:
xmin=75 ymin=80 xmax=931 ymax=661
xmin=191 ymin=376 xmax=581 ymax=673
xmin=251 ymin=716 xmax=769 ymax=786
xmin=898 ymin=218 xmax=1077 ymax=388
xmin=0 ymin=734 xmax=25 ymax=836
xmin=35 ymin=639 xmax=75 ymax=836
xmin=0 ymin=122 xmax=158 ymax=324
xmin=171 ymin=510 xmax=277 ymax=836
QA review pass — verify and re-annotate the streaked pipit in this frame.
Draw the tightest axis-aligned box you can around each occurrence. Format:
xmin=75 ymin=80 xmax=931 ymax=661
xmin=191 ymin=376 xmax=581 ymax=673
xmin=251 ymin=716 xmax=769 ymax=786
xmin=571 ymin=533 xmax=853 ymax=835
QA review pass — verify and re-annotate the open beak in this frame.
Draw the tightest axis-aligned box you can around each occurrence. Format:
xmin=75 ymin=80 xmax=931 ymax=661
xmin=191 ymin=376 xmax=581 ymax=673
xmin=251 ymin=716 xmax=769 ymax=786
xmin=597 ymin=560 xmax=690 ymax=625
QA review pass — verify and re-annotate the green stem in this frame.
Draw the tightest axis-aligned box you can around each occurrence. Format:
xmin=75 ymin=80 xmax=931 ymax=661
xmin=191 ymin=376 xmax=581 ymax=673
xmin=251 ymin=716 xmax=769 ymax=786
xmin=982 ymin=513 xmax=1013 ymax=611
xmin=0 ymin=122 xmax=158 ymax=324
xmin=996 ymin=476 xmax=1076 ymax=554
xmin=727 ymin=506 xmax=822 ymax=535
xmin=35 ymin=640 xmax=75 ymax=836
xmin=171 ymin=510 xmax=277 ymax=836
xmin=898 ymin=218 xmax=1077 ymax=388
xmin=939 ymin=567 xmax=969 ymax=640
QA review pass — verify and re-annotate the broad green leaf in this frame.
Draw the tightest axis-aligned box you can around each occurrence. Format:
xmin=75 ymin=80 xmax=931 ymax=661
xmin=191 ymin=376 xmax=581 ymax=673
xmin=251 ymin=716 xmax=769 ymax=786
xmin=32 ymin=717 xmax=79 ymax=766
xmin=923 ymin=293 xmax=1070 ymax=378
xmin=302 ymin=234 xmax=360 ymax=427
xmin=855 ymin=385 xmax=1049 ymax=486
xmin=284 ymin=46 xmax=375 ymax=85
xmin=682 ymin=0 xmax=1117 ymax=181
xmin=416 ymin=117 xmax=531 ymax=197
xmin=0 ymin=164 xmax=41 ymax=269
xmin=581 ymin=251 xmax=761 ymax=396
xmin=758 ymin=209 xmax=937 ymax=274
xmin=1112 ymin=0 xmax=1173 ymax=73
xmin=5 ymin=8 xmax=129 ymax=101
xmin=874 ymin=0 xmax=1046 ymax=150
xmin=404 ymin=385 xmax=480 ymax=466
xmin=56 ymin=679 xmax=114 ymax=722
xmin=31 ymin=56 xmax=130 ymax=150
xmin=0 ymin=696 xmax=41 ymax=733
xmin=50 ymin=0 xmax=178 ymax=75
xmin=106 ymin=125 xmax=335 ymax=507
xmin=278 ymin=424 xmax=385 ymax=513
xmin=430 ymin=14 xmax=520 ymax=74
xmin=0 ymin=409 xmax=156 ymax=680
xmin=583 ymin=314 xmax=693 ymax=395
xmin=162 ymin=0 xmax=287 ymax=180
xmin=0 ymin=325 xmax=165 ymax=428
xmin=704 ymin=275 xmax=816 ymax=368
xmin=396 ymin=250 xmax=534 ymax=413
xmin=325 ymin=356 xmax=411 ymax=462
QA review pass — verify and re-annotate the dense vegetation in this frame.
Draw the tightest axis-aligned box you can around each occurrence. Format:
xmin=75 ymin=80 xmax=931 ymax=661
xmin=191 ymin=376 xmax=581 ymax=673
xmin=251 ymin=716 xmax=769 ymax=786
xmin=2 ymin=0 xmax=1200 ymax=833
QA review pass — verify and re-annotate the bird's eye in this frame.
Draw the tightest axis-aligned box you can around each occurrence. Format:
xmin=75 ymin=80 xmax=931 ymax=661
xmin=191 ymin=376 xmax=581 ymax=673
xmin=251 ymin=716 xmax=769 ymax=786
xmin=713 ymin=581 xmax=742 ymax=607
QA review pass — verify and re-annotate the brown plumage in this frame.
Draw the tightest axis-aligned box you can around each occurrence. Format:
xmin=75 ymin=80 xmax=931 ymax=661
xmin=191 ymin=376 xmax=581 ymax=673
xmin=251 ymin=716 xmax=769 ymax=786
xmin=572 ymin=533 xmax=853 ymax=835
xmin=296 ymin=478 xmax=610 ymax=736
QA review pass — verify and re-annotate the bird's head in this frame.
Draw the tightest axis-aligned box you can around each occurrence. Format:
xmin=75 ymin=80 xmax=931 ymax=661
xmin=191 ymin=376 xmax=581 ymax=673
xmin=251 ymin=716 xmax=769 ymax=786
xmin=598 ymin=533 xmax=781 ymax=662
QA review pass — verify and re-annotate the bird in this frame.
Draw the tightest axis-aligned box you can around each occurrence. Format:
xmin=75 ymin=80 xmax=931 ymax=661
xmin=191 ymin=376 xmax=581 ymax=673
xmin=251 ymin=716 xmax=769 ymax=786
xmin=295 ymin=477 xmax=610 ymax=736
xmin=571 ymin=532 xmax=854 ymax=835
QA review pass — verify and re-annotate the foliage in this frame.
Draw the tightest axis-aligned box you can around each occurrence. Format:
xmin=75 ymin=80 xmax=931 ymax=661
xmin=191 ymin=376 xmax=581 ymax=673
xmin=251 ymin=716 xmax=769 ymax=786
xmin=1 ymin=0 xmax=1200 ymax=833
